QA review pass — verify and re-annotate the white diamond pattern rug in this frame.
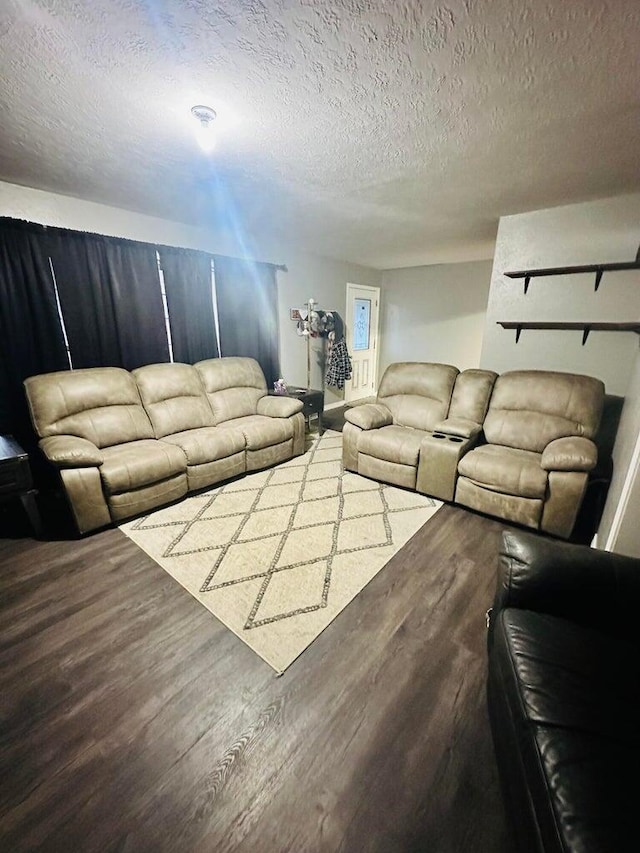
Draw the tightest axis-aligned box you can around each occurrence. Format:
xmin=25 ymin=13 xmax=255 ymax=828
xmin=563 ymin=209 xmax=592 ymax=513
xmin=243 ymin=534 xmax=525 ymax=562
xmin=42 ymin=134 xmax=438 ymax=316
xmin=120 ymin=431 xmax=442 ymax=673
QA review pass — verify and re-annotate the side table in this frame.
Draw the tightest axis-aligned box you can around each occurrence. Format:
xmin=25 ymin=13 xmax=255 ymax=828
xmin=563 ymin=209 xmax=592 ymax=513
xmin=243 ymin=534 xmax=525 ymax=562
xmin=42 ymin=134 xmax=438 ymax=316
xmin=0 ymin=434 xmax=44 ymax=538
xmin=270 ymin=388 xmax=325 ymax=435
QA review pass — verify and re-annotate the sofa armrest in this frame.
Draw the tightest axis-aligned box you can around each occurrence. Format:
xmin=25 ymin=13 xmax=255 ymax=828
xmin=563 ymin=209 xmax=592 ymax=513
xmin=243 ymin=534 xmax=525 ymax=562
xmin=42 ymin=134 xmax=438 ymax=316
xmin=541 ymin=436 xmax=597 ymax=472
xmin=491 ymin=530 xmax=640 ymax=643
xmin=256 ymin=395 xmax=304 ymax=418
xmin=39 ymin=435 xmax=104 ymax=468
xmin=344 ymin=403 xmax=392 ymax=430
xmin=433 ymin=417 xmax=482 ymax=439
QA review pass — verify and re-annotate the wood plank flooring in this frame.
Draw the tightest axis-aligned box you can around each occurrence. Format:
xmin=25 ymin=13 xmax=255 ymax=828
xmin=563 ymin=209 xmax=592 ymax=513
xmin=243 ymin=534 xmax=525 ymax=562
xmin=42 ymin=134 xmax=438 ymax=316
xmin=0 ymin=503 xmax=514 ymax=852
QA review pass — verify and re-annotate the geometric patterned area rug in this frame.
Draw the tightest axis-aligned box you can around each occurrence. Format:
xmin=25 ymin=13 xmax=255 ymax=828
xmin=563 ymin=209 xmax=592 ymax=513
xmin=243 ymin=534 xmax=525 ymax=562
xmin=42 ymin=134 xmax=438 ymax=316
xmin=119 ymin=431 xmax=442 ymax=674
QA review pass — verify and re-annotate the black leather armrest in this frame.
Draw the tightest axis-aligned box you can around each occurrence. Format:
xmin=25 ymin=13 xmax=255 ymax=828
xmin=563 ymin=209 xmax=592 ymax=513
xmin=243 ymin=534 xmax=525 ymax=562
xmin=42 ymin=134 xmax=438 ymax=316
xmin=491 ymin=530 xmax=640 ymax=643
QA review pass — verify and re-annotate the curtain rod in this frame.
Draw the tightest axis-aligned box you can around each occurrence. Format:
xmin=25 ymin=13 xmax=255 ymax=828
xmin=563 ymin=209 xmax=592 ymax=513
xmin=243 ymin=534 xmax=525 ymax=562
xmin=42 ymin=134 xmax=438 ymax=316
xmin=0 ymin=217 xmax=288 ymax=273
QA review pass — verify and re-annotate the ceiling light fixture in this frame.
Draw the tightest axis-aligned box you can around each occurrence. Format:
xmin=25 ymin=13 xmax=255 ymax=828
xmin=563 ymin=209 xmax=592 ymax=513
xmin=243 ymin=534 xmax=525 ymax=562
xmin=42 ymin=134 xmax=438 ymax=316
xmin=191 ymin=104 xmax=217 ymax=153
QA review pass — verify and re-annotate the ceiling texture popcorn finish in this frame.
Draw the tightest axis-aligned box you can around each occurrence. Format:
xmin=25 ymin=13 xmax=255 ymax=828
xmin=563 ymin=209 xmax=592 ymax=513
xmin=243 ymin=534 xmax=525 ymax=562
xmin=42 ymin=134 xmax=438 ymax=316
xmin=0 ymin=0 xmax=639 ymax=268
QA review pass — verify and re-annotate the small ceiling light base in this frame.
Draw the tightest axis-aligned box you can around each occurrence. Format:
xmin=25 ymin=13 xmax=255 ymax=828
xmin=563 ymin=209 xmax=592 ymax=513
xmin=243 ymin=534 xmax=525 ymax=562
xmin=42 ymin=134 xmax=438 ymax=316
xmin=191 ymin=105 xmax=217 ymax=123
xmin=191 ymin=105 xmax=217 ymax=153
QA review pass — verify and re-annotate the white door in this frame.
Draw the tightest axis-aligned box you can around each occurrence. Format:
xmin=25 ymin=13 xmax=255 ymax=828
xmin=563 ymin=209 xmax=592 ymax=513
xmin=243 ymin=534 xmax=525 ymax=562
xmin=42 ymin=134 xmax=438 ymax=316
xmin=345 ymin=283 xmax=380 ymax=403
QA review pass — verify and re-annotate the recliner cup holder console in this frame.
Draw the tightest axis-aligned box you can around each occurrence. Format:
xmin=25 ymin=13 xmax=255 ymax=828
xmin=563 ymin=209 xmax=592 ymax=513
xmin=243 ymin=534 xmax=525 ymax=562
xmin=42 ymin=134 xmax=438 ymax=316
xmin=432 ymin=432 xmax=464 ymax=443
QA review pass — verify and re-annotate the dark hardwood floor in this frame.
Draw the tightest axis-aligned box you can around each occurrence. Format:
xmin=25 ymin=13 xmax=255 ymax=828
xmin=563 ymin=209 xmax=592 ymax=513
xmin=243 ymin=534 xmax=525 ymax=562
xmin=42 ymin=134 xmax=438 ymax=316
xmin=0 ymin=501 xmax=514 ymax=852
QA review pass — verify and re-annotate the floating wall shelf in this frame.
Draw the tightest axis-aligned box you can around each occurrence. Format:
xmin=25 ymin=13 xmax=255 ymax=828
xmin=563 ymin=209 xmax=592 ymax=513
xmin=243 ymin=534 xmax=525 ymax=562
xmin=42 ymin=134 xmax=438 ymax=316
xmin=504 ymin=261 xmax=640 ymax=293
xmin=498 ymin=321 xmax=640 ymax=345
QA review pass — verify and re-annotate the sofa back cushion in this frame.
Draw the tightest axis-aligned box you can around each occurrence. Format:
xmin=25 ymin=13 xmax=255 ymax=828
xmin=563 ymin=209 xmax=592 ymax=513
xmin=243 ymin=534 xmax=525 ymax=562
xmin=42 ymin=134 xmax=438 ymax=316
xmin=377 ymin=362 xmax=459 ymax=431
xmin=133 ymin=363 xmax=214 ymax=438
xmin=24 ymin=367 xmax=154 ymax=448
xmin=195 ymin=357 xmax=267 ymax=425
xmin=483 ymin=370 xmax=605 ymax=453
xmin=449 ymin=369 xmax=498 ymax=424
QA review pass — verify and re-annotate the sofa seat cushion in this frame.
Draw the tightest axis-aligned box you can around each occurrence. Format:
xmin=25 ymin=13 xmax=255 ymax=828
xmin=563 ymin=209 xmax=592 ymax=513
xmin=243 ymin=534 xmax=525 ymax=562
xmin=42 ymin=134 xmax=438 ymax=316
xmin=218 ymin=415 xmax=293 ymax=450
xmin=161 ymin=427 xmax=245 ymax=466
xmin=497 ymin=609 xmax=640 ymax=738
xmin=100 ymin=440 xmax=186 ymax=495
xmin=358 ymin=425 xmax=429 ymax=467
xmin=494 ymin=608 xmax=640 ymax=851
xmin=458 ymin=444 xmax=547 ymax=499
xmin=531 ymin=725 xmax=640 ymax=852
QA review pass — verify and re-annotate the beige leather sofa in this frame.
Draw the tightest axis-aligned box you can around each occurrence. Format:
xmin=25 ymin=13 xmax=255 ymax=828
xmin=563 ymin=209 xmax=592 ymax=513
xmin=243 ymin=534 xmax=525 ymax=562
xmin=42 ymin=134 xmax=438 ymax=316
xmin=343 ymin=363 xmax=604 ymax=539
xmin=24 ymin=357 xmax=305 ymax=534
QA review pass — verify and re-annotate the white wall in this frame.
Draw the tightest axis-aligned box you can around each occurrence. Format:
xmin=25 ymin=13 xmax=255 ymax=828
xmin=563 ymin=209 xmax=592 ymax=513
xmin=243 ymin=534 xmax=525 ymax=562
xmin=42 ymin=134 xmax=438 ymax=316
xmin=480 ymin=193 xmax=640 ymax=396
xmin=379 ymin=260 xmax=492 ymax=375
xmin=481 ymin=193 xmax=640 ymax=556
xmin=0 ymin=179 xmax=380 ymax=402
xmin=0 ymin=180 xmax=212 ymax=251
xmin=276 ymin=250 xmax=381 ymax=405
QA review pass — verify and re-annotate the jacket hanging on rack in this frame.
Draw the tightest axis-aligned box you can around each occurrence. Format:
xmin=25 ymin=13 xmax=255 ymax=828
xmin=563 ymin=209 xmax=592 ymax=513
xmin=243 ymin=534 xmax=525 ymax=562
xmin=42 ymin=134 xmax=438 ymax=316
xmin=325 ymin=336 xmax=352 ymax=390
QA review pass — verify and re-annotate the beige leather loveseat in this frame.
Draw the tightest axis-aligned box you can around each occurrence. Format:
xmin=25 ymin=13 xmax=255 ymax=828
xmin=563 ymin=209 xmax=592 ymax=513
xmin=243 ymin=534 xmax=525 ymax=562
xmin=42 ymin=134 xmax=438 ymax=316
xmin=343 ymin=363 xmax=604 ymax=539
xmin=25 ymin=357 xmax=305 ymax=534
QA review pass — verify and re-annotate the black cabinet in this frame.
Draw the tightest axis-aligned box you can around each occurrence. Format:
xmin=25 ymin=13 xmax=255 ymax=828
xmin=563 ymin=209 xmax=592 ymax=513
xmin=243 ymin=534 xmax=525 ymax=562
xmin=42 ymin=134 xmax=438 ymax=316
xmin=270 ymin=388 xmax=325 ymax=434
xmin=0 ymin=435 xmax=43 ymax=538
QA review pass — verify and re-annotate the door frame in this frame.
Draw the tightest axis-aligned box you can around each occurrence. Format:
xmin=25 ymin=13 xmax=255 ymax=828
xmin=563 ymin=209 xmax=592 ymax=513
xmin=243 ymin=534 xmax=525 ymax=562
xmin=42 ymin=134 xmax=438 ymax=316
xmin=344 ymin=282 xmax=381 ymax=403
xmin=604 ymin=426 xmax=640 ymax=553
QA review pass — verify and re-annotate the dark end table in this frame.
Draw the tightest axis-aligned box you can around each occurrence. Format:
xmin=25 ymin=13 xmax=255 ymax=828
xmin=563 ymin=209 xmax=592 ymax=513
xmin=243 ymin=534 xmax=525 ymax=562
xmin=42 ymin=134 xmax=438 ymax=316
xmin=0 ymin=435 xmax=44 ymax=538
xmin=269 ymin=387 xmax=325 ymax=435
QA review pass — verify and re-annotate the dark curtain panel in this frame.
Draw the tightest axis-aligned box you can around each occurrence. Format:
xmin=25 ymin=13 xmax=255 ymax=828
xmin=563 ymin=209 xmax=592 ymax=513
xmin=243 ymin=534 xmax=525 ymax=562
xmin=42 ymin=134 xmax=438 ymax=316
xmin=0 ymin=220 xmax=69 ymax=444
xmin=158 ymin=246 xmax=218 ymax=363
xmin=48 ymin=232 xmax=169 ymax=369
xmin=0 ymin=354 xmax=13 ymax=435
xmin=213 ymin=256 xmax=280 ymax=386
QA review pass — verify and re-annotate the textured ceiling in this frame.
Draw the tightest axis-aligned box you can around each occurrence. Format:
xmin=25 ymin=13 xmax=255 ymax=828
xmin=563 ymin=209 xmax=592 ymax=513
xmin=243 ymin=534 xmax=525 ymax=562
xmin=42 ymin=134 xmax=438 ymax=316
xmin=1 ymin=0 xmax=639 ymax=268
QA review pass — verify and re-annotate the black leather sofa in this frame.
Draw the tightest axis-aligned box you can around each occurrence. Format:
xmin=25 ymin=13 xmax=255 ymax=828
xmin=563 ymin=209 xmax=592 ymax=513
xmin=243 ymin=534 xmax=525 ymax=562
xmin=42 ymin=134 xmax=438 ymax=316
xmin=487 ymin=530 xmax=640 ymax=853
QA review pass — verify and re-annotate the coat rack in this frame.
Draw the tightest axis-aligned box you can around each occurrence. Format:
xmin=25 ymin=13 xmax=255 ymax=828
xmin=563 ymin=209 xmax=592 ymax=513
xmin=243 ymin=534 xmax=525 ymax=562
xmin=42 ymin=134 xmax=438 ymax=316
xmin=295 ymin=298 xmax=344 ymax=389
xmin=296 ymin=297 xmax=316 ymax=389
